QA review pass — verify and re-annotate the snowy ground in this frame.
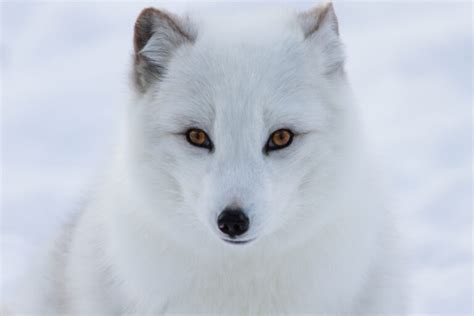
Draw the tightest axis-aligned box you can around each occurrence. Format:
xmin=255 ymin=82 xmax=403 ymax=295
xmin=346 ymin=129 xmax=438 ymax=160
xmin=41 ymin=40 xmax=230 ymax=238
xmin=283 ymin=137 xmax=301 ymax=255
xmin=1 ymin=1 xmax=472 ymax=314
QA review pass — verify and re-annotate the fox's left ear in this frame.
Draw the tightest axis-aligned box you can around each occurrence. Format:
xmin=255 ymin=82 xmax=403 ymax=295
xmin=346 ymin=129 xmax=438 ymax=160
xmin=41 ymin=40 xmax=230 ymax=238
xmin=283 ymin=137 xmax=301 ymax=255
xmin=298 ymin=3 xmax=344 ymax=75
xmin=132 ymin=8 xmax=196 ymax=93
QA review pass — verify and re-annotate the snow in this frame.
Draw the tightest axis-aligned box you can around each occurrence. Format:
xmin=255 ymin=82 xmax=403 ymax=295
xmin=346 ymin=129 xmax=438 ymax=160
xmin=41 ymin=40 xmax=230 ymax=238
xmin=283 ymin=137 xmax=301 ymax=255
xmin=1 ymin=1 xmax=472 ymax=314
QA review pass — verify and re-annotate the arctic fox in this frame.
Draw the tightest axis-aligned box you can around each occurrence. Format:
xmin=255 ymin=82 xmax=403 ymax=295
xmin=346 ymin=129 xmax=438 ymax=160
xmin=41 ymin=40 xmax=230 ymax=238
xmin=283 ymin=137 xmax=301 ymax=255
xmin=10 ymin=3 xmax=405 ymax=314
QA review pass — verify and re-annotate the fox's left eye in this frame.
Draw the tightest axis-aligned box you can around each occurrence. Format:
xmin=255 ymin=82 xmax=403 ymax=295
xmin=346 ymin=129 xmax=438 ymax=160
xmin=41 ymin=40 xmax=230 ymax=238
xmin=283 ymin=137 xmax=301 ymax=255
xmin=186 ymin=128 xmax=213 ymax=150
xmin=265 ymin=129 xmax=294 ymax=153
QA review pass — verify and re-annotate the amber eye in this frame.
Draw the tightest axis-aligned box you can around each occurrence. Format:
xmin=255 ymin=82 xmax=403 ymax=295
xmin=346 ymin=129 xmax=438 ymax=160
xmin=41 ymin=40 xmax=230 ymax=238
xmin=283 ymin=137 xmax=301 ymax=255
xmin=186 ymin=128 xmax=213 ymax=150
xmin=265 ymin=129 xmax=294 ymax=152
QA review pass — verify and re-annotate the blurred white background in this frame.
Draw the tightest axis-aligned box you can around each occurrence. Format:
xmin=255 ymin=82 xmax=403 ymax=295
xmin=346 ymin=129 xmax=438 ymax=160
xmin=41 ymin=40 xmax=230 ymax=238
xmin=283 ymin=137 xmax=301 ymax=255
xmin=1 ymin=1 xmax=472 ymax=314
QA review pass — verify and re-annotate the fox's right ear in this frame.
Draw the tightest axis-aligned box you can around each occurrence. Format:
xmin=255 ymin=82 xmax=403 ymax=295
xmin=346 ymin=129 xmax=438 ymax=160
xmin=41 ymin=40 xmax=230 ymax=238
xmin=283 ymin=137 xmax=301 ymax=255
xmin=298 ymin=3 xmax=344 ymax=75
xmin=133 ymin=8 xmax=196 ymax=93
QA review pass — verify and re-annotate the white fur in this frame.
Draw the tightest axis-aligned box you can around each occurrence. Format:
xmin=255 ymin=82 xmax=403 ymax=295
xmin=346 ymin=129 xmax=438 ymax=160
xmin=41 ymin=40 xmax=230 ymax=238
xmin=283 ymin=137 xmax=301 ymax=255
xmin=9 ymin=5 xmax=406 ymax=315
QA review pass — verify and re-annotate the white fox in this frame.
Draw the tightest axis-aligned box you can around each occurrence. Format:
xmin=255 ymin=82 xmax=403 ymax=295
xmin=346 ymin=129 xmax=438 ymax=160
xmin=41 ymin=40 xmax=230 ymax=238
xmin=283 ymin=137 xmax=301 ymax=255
xmin=9 ymin=3 xmax=405 ymax=314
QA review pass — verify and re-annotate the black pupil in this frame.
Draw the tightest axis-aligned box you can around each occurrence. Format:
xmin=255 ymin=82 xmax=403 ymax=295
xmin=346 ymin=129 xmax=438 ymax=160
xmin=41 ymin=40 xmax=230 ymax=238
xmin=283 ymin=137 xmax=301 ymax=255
xmin=274 ymin=131 xmax=288 ymax=145
xmin=194 ymin=131 xmax=204 ymax=143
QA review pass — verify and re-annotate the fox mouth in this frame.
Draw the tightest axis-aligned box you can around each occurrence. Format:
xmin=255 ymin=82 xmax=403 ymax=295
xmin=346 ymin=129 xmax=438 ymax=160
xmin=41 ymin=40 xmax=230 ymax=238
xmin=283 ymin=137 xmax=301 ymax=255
xmin=222 ymin=238 xmax=255 ymax=245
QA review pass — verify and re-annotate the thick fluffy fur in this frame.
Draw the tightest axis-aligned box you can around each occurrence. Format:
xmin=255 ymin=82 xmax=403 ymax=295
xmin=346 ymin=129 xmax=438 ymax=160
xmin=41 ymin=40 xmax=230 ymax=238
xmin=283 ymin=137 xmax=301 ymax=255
xmin=10 ymin=4 xmax=405 ymax=315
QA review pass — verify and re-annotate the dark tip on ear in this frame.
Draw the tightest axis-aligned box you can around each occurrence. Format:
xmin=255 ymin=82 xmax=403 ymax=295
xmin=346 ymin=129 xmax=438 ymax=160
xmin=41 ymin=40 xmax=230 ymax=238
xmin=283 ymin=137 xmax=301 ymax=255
xmin=318 ymin=3 xmax=339 ymax=36
xmin=300 ymin=2 xmax=339 ymax=38
xmin=134 ymin=7 xmax=193 ymax=55
xmin=134 ymin=8 xmax=159 ymax=54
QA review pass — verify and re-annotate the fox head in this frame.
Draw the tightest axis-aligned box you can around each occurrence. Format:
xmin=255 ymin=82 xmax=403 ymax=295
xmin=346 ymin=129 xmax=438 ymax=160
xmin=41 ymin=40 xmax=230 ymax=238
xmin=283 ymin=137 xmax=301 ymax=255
xmin=122 ymin=3 xmax=355 ymax=254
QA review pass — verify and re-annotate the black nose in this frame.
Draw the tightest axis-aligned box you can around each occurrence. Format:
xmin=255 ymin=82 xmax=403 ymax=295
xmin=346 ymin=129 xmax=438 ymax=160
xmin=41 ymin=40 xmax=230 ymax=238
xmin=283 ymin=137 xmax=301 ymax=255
xmin=217 ymin=208 xmax=249 ymax=238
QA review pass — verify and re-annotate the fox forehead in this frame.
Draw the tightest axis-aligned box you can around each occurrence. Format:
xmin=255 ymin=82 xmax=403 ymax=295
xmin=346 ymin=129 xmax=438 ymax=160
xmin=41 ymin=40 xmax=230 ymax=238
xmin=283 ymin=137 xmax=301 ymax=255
xmin=153 ymin=39 xmax=324 ymax=134
xmin=153 ymin=65 xmax=324 ymax=137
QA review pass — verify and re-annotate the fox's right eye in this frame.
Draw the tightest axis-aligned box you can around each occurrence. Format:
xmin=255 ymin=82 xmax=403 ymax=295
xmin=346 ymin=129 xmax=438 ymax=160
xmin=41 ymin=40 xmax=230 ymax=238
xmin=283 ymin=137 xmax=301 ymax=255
xmin=186 ymin=128 xmax=213 ymax=151
xmin=265 ymin=129 xmax=294 ymax=153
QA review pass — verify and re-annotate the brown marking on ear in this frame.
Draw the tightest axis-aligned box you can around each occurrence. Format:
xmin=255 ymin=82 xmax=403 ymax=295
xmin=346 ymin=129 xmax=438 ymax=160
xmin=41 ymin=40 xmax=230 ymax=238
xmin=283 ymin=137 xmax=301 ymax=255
xmin=302 ymin=3 xmax=339 ymax=38
xmin=134 ymin=7 xmax=192 ymax=57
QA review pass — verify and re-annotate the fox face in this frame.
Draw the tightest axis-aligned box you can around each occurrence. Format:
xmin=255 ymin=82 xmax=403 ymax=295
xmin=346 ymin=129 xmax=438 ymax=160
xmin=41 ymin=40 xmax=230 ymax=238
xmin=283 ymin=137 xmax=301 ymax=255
xmin=126 ymin=4 xmax=350 ymax=252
